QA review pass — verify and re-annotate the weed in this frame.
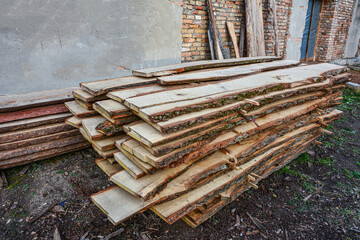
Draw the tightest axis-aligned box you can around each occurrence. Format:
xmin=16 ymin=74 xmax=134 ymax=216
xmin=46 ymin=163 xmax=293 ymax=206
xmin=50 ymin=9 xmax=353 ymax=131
xmin=72 ymin=172 xmax=78 ymax=177
xmin=56 ymin=170 xmax=65 ymax=174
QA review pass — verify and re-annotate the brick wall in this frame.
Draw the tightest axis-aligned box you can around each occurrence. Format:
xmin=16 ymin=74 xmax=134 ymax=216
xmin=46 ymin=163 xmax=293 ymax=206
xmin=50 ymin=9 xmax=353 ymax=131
xmin=181 ymin=0 xmax=292 ymax=62
xmin=181 ymin=0 xmax=355 ymax=62
xmin=316 ymin=0 xmax=355 ymax=61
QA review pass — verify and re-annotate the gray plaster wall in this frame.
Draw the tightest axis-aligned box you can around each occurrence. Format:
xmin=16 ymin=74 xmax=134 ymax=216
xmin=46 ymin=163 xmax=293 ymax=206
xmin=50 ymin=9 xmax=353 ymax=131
xmin=0 ymin=0 xmax=183 ymax=95
xmin=344 ymin=0 xmax=360 ymax=58
xmin=285 ymin=0 xmax=308 ymax=61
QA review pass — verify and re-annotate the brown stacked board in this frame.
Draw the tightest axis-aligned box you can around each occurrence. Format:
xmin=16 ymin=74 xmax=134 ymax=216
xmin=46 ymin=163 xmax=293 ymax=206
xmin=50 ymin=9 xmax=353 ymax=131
xmin=0 ymin=88 xmax=90 ymax=169
xmin=64 ymin=58 xmax=348 ymax=228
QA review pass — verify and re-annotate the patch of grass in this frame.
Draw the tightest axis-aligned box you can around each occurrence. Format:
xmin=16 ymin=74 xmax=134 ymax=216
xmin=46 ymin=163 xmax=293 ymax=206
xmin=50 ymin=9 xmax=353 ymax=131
xmin=296 ymin=153 xmax=314 ymax=165
xmin=71 ymin=172 xmax=78 ymax=177
xmin=338 ymin=88 xmax=360 ymax=112
xmin=357 ymin=162 xmax=360 ymax=167
xmin=56 ymin=170 xmax=65 ymax=174
xmin=351 ymin=170 xmax=360 ymax=179
xmin=318 ymin=157 xmax=334 ymax=167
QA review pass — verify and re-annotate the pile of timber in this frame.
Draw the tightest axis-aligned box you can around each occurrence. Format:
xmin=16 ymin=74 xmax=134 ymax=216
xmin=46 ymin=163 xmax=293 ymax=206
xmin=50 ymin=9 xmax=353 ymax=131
xmin=0 ymin=88 xmax=90 ymax=170
xmin=64 ymin=56 xmax=349 ymax=228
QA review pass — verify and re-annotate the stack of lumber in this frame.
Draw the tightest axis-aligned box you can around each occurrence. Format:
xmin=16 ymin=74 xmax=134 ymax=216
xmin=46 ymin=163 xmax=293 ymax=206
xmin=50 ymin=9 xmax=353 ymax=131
xmin=66 ymin=57 xmax=348 ymax=228
xmin=0 ymin=88 xmax=90 ymax=169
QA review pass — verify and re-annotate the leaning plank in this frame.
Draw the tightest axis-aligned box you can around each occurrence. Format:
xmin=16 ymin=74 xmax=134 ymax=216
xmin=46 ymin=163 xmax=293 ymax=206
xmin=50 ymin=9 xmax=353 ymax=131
xmin=126 ymin=64 xmax=346 ymax=113
xmin=0 ymin=104 xmax=69 ymax=124
xmin=113 ymin=152 xmax=145 ymax=179
xmin=73 ymin=89 xmax=107 ymax=103
xmin=0 ymin=87 xmax=76 ymax=113
xmin=206 ymin=0 xmax=223 ymax=60
xmin=132 ymin=56 xmax=280 ymax=78
xmin=0 ymin=113 xmax=72 ymax=133
xmin=226 ymin=21 xmax=240 ymax=58
xmin=139 ymin=73 xmax=349 ymax=123
xmin=0 ymin=135 xmax=86 ymax=160
xmin=157 ymin=60 xmax=299 ymax=85
xmin=0 ymin=129 xmax=80 ymax=151
xmin=80 ymin=76 xmax=158 ymax=96
xmin=65 ymin=101 xmax=97 ymax=118
xmin=245 ymin=0 xmax=265 ymax=57
xmin=0 ymin=123 xmax=74 ymax=144
xmin=0 ymin=142 xmax=90 ymax=170
xmin=95 ymin=158 xmax=123 ymax=177
xmin=82 ymin=116 xmax=107 ymax=140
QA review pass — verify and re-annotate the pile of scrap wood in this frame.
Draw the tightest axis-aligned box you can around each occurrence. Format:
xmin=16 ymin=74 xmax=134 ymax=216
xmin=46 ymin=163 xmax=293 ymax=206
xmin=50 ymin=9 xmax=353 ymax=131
xmin=64 ymin=56 xmax=349 ymax=227
xmin=0 ymin=88 xmax=90 ymax=170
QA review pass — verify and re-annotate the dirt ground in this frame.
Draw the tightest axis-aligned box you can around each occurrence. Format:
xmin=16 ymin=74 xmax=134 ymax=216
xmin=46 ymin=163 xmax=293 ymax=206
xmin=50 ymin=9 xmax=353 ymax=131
xmin=0 ymin=82 xmax=359 ymax=240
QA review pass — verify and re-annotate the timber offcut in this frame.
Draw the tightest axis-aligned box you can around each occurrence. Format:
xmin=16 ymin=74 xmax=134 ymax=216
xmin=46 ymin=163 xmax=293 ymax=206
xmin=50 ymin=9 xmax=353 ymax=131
xmin=61 ymin=57 xmax=348 ymax=228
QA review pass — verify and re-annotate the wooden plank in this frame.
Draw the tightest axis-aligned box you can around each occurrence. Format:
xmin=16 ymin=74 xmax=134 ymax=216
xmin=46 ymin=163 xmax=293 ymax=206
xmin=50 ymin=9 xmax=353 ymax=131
xmin=239 ymin=19 xmax=246 ymax=57
xmin=75 ymin=98 xmax=93 ymax=110
xmin=0 ymin=104 xmax=69 ymax=124
xmin=124 ymin=88 xmax=340 ymax=149
xmin=0 ymin=129 xmax=80 ymax=151
xmin=269 ymin=0 xmax=279 ymax=56
xmin=143 ymin=90 xmax=331 ymax=134
xmin=91 ymin=134 xmax=127 ymax=151
xmin=107 ymin=84 xmax=169 ymax=103
xmin=95 ymin=121 xmax=124 ymax=136
xmin=123 ymin=95 xmax=339 ymax=169
xmin=0 ymin=123 xmax=74 ymax=144
xmin=81 ymin=116 xmax=107 ymax=140
xmin=93 ymin=100 xmax=133 ymax=119
xmin=245 ymin=0 xmax=265 ymax=57
xmin=206 ymin=0 xmax=223 ymax=60
xmin=92 ymin=133 xmax=314 ymax=225
xmin=113 ymin=152 xmax=145 ymax=179
xmin=117 ymin=146 xmax=155 ymax=174
xmin=115 ymin=121 xmax=320 ymax=201
xmin=65 ymin=101 xmax=97 ymax=118
xmin=126 ymin=64 xmax=346 ymax=114
xmin=95 ymin=158 xmax=123 ymax=177
xmin=72 ymin=89 xmax=107 ymax=103
xmin=0 ymin=87 xmax=76 ymax=113
xmin=0 ymin=112 xmax=72 ymax=133
xmin=157 ymin=60 xmax=300 ymax=85
xmin=150 ymin=135 xmax=315 ymax=224
xmin=80 ymin=76 xmax=158 ymax=96
xmin=0 ymin=142 xmax=90 ymax=170
xmin=226 ymin=21 xmax=240 ymax=58
xmin=65 ymin=116 xmax=83 ymax=129
xmin=93 ymin=144 xmax=119 ymax=158
xmin=132 ymin=56 xmax=280 ymax=78
xmin=0 ymin=135 xmax=86 ymax=161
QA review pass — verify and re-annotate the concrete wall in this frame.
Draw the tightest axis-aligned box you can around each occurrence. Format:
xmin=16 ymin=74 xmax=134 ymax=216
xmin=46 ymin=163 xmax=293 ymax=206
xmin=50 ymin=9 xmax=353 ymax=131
xmin=285 ymin=0 xmax=308 ymax=60
xmin=344 ymin=0 xmax=360 ymax=58
xmin=0 ymin=0 xmax=183 ymax=95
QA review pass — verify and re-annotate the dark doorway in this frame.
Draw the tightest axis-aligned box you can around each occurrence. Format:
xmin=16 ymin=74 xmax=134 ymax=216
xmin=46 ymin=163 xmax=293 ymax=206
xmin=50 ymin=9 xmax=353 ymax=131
xmin=300 ymin=0 xmax=323 ymax=61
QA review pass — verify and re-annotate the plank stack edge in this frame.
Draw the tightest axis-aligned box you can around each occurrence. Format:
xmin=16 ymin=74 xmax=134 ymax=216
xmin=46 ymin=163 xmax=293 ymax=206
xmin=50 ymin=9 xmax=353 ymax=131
xmin=63 ymin=56 xmax=349 ymax=228
xmin=0 ymin=87 xmax=90 ymax=169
